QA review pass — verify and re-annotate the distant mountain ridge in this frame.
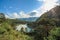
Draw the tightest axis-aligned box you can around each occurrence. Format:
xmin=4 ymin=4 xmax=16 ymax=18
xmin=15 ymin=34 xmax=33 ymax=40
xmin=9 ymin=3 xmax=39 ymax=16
xmin=17 ymin=12 xmax=39 ymax=22
xmin=17 ymin=17 xmax=38 ymax=22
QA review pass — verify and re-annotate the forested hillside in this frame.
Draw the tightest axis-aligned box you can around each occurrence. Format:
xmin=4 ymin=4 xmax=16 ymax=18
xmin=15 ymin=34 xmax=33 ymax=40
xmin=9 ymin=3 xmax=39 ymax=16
xmin=0 ymin=6 xmax=60 ymax=40
xmin=0 ymin=13 xmax=34 ymax=40
xmin=34 ymin=6 xmax=60 ymax=40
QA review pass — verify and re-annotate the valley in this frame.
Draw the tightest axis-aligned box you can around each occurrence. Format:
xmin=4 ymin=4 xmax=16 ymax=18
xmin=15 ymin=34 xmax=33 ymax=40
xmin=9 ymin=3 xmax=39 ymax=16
xmin=0 ymin=6 xmax=60 ymax=40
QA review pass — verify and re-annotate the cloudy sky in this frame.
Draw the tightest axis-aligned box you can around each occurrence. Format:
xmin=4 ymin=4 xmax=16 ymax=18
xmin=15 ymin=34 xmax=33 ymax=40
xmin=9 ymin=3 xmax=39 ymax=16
xmin=0 ymin=0 xmax=60 ymax=19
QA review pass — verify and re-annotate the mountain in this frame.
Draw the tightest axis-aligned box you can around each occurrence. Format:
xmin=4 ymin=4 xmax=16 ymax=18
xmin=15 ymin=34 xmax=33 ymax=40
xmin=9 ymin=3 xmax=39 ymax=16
xmin=17 ymin=12 xmax=39 ymax=22
xmin=17 ymin=17 xmax=38 ymax=22
xmin=36 ymin=6 xmax=60 ymax=26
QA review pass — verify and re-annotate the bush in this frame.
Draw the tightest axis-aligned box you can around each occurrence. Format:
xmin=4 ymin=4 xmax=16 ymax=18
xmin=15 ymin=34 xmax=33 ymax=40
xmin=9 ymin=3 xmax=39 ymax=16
xmin=48 ymin=27 xmax=60 ymax=40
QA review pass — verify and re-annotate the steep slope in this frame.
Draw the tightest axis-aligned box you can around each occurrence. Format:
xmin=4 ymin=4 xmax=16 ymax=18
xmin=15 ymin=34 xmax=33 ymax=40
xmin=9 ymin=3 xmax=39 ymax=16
xmin=36 ymin=6 xmax=60 ymax=26
xmin=32 ymin=6 xmax=60 ymax=40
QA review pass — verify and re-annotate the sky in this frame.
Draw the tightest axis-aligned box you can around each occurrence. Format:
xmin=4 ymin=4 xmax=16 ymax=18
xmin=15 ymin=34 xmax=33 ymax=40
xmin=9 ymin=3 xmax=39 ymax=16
xmin=0 ymin=0 xmax=43 ymax=13
xmin=0 ymin=0 xmax=60 ymax=18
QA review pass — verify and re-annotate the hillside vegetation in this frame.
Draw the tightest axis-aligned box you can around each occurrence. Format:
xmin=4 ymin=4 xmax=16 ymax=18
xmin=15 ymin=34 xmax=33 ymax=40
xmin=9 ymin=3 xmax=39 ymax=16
xmin=34 ymin=6 xmax=60 ymax=40
xmin=0 ymin=19 xmax=33 ymax=40
xmin=0 ymin=6 xmax=60 ymax=40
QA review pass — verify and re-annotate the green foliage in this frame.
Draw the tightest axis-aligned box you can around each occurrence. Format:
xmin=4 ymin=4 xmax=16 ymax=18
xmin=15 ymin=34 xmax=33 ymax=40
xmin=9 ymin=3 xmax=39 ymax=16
xmin=48 ymin=27 xmax=60 ymax=40
xmin=0 ymin=7 xmax=60 ymax=40
xmin=0 ymin=20 xmax=33 ymax=40
xmin=48 ymin=35 xmax=56 ymax=40
xmin=50 ymin=27 xmax=60 ymax=36
xmin=0 ymin=27 xmax=6 ymax=34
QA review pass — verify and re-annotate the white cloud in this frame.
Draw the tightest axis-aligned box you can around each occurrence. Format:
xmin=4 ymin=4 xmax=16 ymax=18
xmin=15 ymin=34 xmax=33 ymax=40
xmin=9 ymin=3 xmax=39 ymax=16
xmin=5 ymin=11 xmax=31 ymax=19
xmin=37 ymin=0 xmax=44 ymax=2
xmin=33 ymin=0 xmax=59 ymax=17
xmin=41 ymin=0 xmax=59 ymax=10
xmin=5 ymin=0 xmax=60 ymax=19
xmin=5 ymin=14 xmax=10 ymax=18
xmin=12 ymin=12 xmax=20 ymax=18
xmin=19 ymin=11 xmax=31 ymax=18
xmin=5 ymin=13 xmax=14 ymax=19
xmin=32 ymin=10 xmax=38 ymax=13
xmin=30 ymin=10 xmax=41 ymax=17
